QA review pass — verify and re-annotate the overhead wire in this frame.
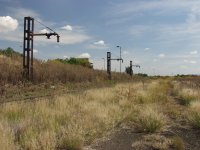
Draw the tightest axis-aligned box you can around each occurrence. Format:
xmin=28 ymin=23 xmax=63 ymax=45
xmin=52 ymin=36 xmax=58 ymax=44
xmin=34 ymin=18 xmax=57 ymax=33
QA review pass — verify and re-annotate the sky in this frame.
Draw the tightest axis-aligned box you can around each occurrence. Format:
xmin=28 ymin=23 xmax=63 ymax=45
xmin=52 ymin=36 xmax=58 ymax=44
xmin=0 ymin=0 xmax=200 ymax=75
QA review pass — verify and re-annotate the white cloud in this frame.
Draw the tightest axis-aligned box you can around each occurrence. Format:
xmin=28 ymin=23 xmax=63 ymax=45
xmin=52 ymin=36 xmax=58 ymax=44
xmin=0 ymin=22 xmax=91 ymax=45
xmin=184 ymin=59 xmax=197 ymax=64
xmin=180 ymin=65 xmax=188 ymax=69
xmin=63 ymin=55 xmax=69 ymax=59
xmin=108 ymin=1 xmax=200 ymax=18
xmin=159 ymin=54 xmax=165 ymax=58
xmin=33 ymin=49 xmax=38 ymax=53
xmin=87 ymin=40 xmax=108 ymax=50
xmin=0 ymin=16 xmax=18 ymax=32
xmin=0 ymin=7 xmax=91 ymax=45
xmin=39 ymin=29 xmax=50 ymax=33
xmin=190 ymin=50 xmax=198 ymax=55
xmin=10 ymin=8 xmax=39 ymax=20
xmin=153 ymin=59 xmax=158 ymax=62
xmin=59 ymin=32 xmax=91 ymax=45
xmin=94 ymin=40 xmax=105 ymax=46
xmin=190 ymin=60 xmax=197 ymax=64
xmin=34 ymin=26 xmax=91 ymax=45
xmin=77 ymin=53 xmax=91 ymax=58
xmin=122 ymin=51 xmax=129 ymax=55
xmin=144 ymin=48 xmax=150 ymax=51
xmin=61 ymin=25 xmax=73 ymax=31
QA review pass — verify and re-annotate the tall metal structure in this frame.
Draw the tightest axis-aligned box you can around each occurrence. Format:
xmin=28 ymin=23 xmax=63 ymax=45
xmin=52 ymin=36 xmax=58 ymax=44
xmin=23 ymin=16 xmax=60 ymax=80
xmin=116 ymin=46 xmax=122 ymax=73
xmin=130 ymin=60 xmax=133 ymax=76
xmin=129 ymin=60 xmax=140 ymax=76
xmin=23 ymin=17 xmax=34 ymax=80
xmin=107 ymin=52 xmax=123 ymax=80
xmin=107 ymin=52 xmax=111 ymax=80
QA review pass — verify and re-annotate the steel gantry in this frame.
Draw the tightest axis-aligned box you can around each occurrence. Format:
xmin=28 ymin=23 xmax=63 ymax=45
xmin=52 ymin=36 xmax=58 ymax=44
xmin=107 ymin=52 xmax=123 ymax=80
xmin=23 ymin=16 xmax=60 ymax=80
xmin=129 ymin=60 xmax=140 ymax=76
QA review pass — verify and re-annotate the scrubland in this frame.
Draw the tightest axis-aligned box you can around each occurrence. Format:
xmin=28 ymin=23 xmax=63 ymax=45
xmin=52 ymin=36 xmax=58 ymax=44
xmin=1 ymin=52 xmax=200 ymax=150
xmin=0 ymin=52 xmax=131 ymax=85
xmin=0 ymin=78 xmax=199 ymax=150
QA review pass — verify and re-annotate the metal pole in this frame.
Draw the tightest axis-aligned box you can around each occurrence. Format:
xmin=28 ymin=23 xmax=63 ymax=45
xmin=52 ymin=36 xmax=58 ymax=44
xmin=102 ymin=58 xmax=105 ymax=70
xmin=120 ymin=47 xmax=121 ymax=73
xmin=23 ymin=16 xmax=34 ymax=80
xmin=107 ymin=52 xmax=111 ymax=80
xmin=130 ymin=61 xmax=133 ymax=76
xmin=117 ymin=46 xmax=122 ymax=73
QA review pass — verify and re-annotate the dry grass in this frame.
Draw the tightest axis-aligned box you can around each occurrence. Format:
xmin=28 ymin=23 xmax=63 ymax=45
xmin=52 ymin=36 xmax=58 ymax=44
xmin=173 ymin=79 xmax=200 ymax=129
xmin=0 ymin=79 xmax=176 ymax=149
xmin=132 ymin=134 xmax=172 ymax=150
xmin=173 ymin=81 xmax=200 ymax=106
xmin=0 ymin=82 xmax=147 ymax=150
xmin=132 ymin=135 xmax=185 ymax=150
xmin=0 ymin=53 xmax=134 ymax=85
xmin=172 ymin=136 xmax=185 ymax=150
xmin=134 ymin=105 xmax=166 ymax=133
xmin=135 ymin=80 xmax=171 ymax=104
xmin=188 ymin=101 xmax=200 ymax=128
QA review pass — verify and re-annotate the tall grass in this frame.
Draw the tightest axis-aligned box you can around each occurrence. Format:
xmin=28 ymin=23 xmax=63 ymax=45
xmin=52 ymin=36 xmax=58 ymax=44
xmin=173 ymin=81 xmax=200 ymax=106
xmin=0 ymin=82 xmax=146 ymax=150
xmin=0 ymin=53 xmax=134 ymax=85
xmin=173 ymin=80 xmax=200 ymax=128
xmin=135 ymin=105 xmax=166 ymax=133
xmin=188 ymin=101 xmax=200 ymax=128
xmin=0 ymin=78 xmax=173 ymax=149
xmin=135 ymin=80 xmax=171 ymax=104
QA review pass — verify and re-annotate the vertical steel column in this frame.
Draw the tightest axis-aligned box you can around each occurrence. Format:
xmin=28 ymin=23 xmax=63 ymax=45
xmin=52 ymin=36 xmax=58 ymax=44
xmin=130 ymin=61 xmax=133 ymax=76
xmin=107 ymin=52 xmax=111 ymax=80
xmin=23 ymin=17 xmax=34 ymax=80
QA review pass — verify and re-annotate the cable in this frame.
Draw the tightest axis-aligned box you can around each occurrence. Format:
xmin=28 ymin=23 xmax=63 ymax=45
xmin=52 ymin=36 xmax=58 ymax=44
xmin=34 ymin=18 xmax=57 ymax=33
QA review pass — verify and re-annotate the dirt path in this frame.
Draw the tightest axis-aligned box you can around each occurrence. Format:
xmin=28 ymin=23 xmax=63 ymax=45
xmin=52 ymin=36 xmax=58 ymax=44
xmin=90 ymin=126 xmax=200 ymax=150
xmin=88 ymin=95 xmax=200 ymax=150
xmin=91 ymin=128 xmax=144 ymax=150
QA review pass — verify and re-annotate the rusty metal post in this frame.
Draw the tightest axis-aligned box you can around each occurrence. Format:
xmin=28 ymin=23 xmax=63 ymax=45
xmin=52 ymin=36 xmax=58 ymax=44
xmin=23 ymin=17 xmax=34 ymax=80
xmin=107 ymin=52 xmax=111 ymax=80
xmin=130 ymin=61 xmax=133 ymax=76
xmin=23 ymin=16 xmax=60 ymax=81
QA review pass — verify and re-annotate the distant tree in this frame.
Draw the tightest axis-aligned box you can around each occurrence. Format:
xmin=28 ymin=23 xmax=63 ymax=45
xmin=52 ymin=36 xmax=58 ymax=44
xmin=55 ymin=57 xmax=93 ymax=68
xmin=137 ymin=73 xmax=148 ymax=77
xmin=0 ymin=47 xmax=22 ymax=57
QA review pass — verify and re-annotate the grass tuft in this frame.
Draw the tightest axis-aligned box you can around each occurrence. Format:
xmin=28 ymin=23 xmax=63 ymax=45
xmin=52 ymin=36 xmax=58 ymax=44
xmin=188 ymin=101 xmax=200 ymax=128
xmin=135 ymin=105 xmax=166 ymax=133
xmin=172 ymin=136 xmax=185 ymax=150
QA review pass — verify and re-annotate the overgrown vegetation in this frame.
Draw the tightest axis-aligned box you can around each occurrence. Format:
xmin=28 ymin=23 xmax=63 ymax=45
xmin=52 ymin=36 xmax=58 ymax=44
xmin=0 ymin=47 xmax=133 ymax=85
xmin=135 ymin=105 xmax=166 ymax=133
xmin=55 ymin=57 xmax=93 ymax=68
xmin=2 ymin=80 xmax=175 ymax=149
xmin=173 ymin=78 xmax=200 ymax=129
xmin=1 ymin=47 xmax=200 ymax=149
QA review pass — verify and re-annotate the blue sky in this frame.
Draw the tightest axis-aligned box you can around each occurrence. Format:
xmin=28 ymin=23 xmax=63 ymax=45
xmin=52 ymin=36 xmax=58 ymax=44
xmin=1 ymin=0 xmax=200 ymax=75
